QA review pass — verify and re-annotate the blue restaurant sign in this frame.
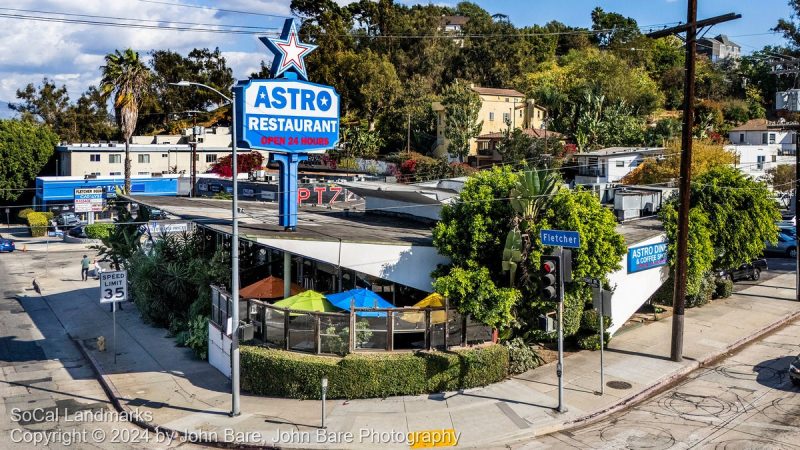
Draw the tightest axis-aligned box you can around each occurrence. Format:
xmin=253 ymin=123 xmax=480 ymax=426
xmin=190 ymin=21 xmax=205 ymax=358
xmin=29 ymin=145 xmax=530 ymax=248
xmin=627 ymin=242 xmax=668 ymax=273
xmin=540 ymin=229 xmax=581 ymax=248
xmin=232 ymin=18 xmax=341 ymax=230
xmin=234 ymin=79 xmax=340 ymax=153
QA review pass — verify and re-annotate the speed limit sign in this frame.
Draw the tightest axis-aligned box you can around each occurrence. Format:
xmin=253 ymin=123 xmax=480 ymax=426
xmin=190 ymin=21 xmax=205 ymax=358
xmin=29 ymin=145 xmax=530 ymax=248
xmin=100 ymin=270 xmax=128 ymax=303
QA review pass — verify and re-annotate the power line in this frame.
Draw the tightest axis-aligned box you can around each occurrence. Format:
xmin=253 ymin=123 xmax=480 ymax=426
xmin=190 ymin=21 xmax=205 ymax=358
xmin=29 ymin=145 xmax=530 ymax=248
xmin=135 ymin=0 xmax=291 ymax=20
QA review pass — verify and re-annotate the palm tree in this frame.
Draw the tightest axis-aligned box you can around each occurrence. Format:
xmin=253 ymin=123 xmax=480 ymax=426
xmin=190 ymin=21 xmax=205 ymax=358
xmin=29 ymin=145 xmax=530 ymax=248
xmin=100 ymin=49 xmax=150 ymax=193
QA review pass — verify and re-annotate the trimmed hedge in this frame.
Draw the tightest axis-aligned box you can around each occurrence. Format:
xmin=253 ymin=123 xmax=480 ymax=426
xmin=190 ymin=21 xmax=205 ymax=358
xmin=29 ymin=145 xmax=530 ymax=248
xmin=85 ymin=223 xmax=114 ymax=239
xmin=241 ymin=344 xmax=509 ymax=400
xmin=27 ymin=212 xmax=49 ymax=237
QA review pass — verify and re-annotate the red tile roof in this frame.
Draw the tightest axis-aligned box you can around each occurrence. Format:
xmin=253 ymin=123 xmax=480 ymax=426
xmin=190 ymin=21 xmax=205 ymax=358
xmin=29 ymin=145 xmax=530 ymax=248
xmin=471 ymin=86 xmax=525 ymax=97
xmin=477 ymin=128 xmax=564 ymax=140
xmin=729 ymin=119 xmax=768 ymax=132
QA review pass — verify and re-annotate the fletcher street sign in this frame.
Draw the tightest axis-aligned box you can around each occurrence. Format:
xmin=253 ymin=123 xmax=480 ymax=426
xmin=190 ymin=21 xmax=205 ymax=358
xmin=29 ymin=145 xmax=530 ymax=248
xmin=540 ymin=229 xmax=581 ymax=248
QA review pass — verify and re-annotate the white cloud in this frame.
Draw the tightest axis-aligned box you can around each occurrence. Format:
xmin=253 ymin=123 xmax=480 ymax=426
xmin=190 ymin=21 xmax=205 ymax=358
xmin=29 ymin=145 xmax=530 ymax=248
xmin=0 ymin=0 xmax=289 ymax=101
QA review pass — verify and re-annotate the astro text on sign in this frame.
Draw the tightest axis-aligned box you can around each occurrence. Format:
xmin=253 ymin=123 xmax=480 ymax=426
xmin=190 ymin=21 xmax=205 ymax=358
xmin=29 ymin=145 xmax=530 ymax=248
xmin=234 ymin=79 xmax=340 ymax=153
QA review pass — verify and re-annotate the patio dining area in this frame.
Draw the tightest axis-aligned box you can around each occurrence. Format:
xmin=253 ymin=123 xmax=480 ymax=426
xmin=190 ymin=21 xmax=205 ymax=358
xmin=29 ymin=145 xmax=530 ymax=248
xmin=210 ymin=285 xmax=494 ymax=355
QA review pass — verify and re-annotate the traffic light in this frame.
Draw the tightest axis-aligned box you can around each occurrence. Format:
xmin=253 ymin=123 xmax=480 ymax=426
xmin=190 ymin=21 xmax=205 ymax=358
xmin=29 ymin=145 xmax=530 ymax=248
xmin=540 ymin=255 xmax=561 ymax=301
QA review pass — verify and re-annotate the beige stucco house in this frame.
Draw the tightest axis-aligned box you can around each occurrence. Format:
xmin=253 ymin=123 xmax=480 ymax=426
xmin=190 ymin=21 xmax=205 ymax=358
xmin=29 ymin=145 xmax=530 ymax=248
xmin=432 ymin=85 xmax=547 ymax=159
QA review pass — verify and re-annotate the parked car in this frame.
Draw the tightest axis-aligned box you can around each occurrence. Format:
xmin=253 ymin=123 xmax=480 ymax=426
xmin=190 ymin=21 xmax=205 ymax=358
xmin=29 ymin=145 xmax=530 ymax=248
xmin=56 ymin=212 xmax=81 ymax=227
xmin=0 ymin=234 xmax=15 ymax=252
xmin=765 ymin=232 xmax=797 ymax=258
xmin=791 ymin=354 xmax=800 ymax=387
xmin=67 ymin=225 xmax=88 ymax=239
xmin=149 ymin=209 xmax=168 ymax=220
xmin=717 ymin=259 xmax=768 ymax=282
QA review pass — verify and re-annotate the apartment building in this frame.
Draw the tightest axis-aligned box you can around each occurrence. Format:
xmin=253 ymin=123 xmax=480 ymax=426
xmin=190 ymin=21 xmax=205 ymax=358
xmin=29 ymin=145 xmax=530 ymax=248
xmin=432 ymin=85 xmax=547 ymax=159
xmin=56 ymin=126 xmax=268 ymax=177
xmin=726 ymin=119 xmax=796 ymax=179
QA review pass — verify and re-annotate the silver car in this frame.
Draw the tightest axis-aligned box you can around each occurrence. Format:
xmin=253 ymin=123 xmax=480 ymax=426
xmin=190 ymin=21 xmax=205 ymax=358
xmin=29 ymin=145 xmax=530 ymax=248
xmin=765 ymin=232 xmax=797 ymax=258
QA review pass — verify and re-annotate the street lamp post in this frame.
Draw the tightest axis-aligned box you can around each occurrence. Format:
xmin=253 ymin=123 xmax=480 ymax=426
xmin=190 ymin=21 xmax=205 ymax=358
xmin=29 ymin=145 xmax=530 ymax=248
xmin=171 ymin=81 xmax=240 ymax=416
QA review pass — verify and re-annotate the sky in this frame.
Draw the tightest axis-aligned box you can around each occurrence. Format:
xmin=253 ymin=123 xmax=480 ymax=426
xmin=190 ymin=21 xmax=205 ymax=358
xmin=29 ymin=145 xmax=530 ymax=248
xmin=0 ymin=0 xmax=794 ymax=104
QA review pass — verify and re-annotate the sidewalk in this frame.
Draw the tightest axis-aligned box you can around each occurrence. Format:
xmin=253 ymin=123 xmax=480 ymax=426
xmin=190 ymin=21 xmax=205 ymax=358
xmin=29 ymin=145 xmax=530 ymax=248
xmin=19 ymin=255 xmax=800 ymax=449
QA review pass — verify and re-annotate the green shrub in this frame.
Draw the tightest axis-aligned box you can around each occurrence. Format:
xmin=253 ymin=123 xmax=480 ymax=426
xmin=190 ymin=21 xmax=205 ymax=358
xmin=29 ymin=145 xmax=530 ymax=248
xmin=579 ymin=309 xmax=612 ymax=331
xmin=26 ymin=212 xmax=49 ymax=237
xmin=213 ymin=192 xmax=232 ymax=200
xmin=651 ymin=277 xmax=674 ymax=306
xmin=240 ymin=344 xmax=509 ymax=399
xmin=504 ymin=337 xmax=543 ymax=375
xmin=85 ymin=223 xmax=114 ymax=239
xmin=577 ymin=333 xmax=610 ymax=350
xmin=17 ymin=208 xmax=34 ymax=220
xmin=42 ymin=211 xmax=54 ymax=221
xmin=686 ymin=273 xmax=715 ymax=308
xmin=714 ymin=277 xmax=734 ymax=299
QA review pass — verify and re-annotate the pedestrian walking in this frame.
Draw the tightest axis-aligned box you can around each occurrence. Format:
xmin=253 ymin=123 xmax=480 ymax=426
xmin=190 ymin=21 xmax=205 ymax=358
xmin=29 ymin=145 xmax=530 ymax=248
xmin=80 ymin=255 xmax=90 ymax=281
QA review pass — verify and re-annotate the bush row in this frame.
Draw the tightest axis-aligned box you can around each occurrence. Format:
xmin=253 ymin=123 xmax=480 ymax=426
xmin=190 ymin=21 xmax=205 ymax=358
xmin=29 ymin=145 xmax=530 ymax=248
xmin=26 ymin=212 xmax=52 ymax=237
xmin=240 ymin=344 xmax=509 ymax=400
xmin=85 ymin=223 xmax=114 ymax=239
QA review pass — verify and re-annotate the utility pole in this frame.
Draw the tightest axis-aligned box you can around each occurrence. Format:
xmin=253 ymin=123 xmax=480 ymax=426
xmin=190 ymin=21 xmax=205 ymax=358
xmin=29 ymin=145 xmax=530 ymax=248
xmin=647 ymin=8 xmax=741 ymax=362
xmin=769 ymin=59 xmax=800 ymax=302
xmin=406 ymin=112 xmax=411 ymax=156
xmin=191 ymin=114 xmax=198 ymax=197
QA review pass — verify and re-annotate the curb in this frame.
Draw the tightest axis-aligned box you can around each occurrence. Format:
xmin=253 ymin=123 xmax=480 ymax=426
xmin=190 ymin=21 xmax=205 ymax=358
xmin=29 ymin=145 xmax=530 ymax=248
xmin=75 ymin=307 xmax=800 ymax=449
xmin=556 ymin=306 xmax=800 ymax=433
xmin=74 ymin=338 xmax=279 ymax=450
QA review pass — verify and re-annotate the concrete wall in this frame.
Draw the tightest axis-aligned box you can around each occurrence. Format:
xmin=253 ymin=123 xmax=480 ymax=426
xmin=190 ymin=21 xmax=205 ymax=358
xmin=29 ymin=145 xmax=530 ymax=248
xmin=728 ymin=130 xmax=794 ymax=149
xmin=607 ymin=234 xmax=669 ymax=335
xmin=725 ymin=145 xmax=795 ymax=179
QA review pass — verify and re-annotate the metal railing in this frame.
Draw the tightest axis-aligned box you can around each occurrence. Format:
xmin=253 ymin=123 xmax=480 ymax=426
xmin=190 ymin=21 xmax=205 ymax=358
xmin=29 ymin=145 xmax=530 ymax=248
xmin=211 ymin=285 xmax=493 ymax=355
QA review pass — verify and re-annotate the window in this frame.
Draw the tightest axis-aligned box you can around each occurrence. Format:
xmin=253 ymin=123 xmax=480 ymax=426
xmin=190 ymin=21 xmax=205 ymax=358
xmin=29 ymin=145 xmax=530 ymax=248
xmin=206 ymin=154 xmax=218 ymax=163
xmin=90 ymin=154 xmax=101 ymax=162
xmin=769 ymin=133 xmax=776 ymax=144
xmin=138 ymin=154 xmax=150 ymax=163
xmin=615 ymin=161 xmax=625 ymax=167
xmin=110 ymin=172 xmax=121 ymax=176
xmin=194 ymin=154 xmax=200 ymax=161
xmin=489 ymin=112 xmax=495 ymax=121
xmin=519 ymin=110 xmax=522 ymax=118
xmin=502 ymin=112 xmax=510 ymax=124
xmin=137 ymin=171 xmax=150 ymax=176
xmin=762 ymin=133 xmax=768 ymax=144
xmin=793 ymin=133 xmax=797 ymax=144
xmin=109 ymin=154 xmax=121 ymax=164
xmin=89 ymin=172 xmax=101 ymax=176
xmin=739 ymin=133 xmax=744 ymax=143
xmin=756 ymin=155 xmax=765 ymax=170
xmin=162 ymin=153 xmax=169 ymax=158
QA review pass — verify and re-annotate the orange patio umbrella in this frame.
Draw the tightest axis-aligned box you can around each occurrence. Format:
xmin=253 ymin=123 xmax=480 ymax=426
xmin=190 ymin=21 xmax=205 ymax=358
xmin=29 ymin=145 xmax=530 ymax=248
xmin=239 ymin=275 xmax=304 ymax=300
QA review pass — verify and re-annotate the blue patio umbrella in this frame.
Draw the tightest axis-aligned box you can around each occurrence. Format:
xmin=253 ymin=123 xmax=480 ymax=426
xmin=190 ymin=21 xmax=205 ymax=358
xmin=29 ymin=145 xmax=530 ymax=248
xmin=326 ymin=288 xmax=395 ymax=317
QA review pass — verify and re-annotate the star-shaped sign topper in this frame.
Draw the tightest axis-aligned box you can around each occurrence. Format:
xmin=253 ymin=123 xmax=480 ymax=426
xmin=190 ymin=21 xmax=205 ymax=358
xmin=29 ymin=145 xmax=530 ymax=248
xmin=259 ymin=19 xmax=317 ymax=81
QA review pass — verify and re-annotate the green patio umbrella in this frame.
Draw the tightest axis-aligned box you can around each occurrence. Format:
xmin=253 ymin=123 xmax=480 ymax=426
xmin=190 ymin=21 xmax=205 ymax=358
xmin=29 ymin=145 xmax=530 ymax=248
xmin=272 ymin=290 xmax=339 ymax=313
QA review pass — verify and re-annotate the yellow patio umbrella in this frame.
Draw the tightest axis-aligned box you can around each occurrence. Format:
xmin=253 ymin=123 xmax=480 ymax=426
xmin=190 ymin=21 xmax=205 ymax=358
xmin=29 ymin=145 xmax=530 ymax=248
xmin=406 ymin=293 xmax=448 ymax=324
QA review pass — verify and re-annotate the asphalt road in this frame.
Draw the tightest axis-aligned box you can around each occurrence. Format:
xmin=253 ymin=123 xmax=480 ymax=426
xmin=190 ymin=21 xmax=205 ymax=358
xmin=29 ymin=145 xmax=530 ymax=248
xmin=519 ymin=319 xmax=800 ymax=449
xmin=0 ymin=247 xmax=197 ymax=449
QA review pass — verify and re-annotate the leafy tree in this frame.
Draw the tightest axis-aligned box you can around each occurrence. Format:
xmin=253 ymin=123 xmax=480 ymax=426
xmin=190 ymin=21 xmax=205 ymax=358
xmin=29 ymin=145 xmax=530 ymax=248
xmin=433 ymin=166 xmax=625 ymax=339
xmin=495 ymin=129 xmax=563 ymax=166
xmin=691 ymin=166 xmax=780 ymax=269
xmin=774 ymin=0 xmax=800 ymax=50
xmin=765 ymin=164 xmax=795 ymax=192
xmin=93 ymin=202 xmax=150 ymax=270
xmin=433 ymin=266 xmax=520 ymax=329
xmin=11 ymin=80 xmax=116 ymax=143
xmin=646 ymin=118 xmax=682 ymax=147
xmin=341 ymin=126 xmax=382 ymax=160
xmin=620 ymin=139 xmax=736 ymax=185
xmin=441 ymin=80 xmax=483 ymax=161
xmin=590 ymin=7 xmax=640 ymax=49
xmin=336 ymin=50 xmax=401 ymax=131
xmin=659 ymin=205 xmax=715 ymax=297
xmin=209 ymin=151 xmax=265 ymax=178
xmin=0 ymin=119 xmax=59 ymax=201
xmin=10 ymin=78 xmax=70 ymax=130
xmin=100 ymin=49 xmax=152 ymax=193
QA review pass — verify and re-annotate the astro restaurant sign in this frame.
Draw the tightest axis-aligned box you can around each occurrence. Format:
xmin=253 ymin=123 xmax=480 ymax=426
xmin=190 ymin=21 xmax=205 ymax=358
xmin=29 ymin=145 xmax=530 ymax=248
xmin=627 ymin=242 xmax=668 ymax=273
xmin=235 ymin=79 xmax=340 ymax=153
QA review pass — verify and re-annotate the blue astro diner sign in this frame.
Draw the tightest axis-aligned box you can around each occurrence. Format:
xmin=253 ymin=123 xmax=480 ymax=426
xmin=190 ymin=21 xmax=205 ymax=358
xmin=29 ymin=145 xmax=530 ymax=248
xmin=233 ymin=19 xmax=340 ymax=154
xmin=627 ymin=242 xmax=669 ymax=273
